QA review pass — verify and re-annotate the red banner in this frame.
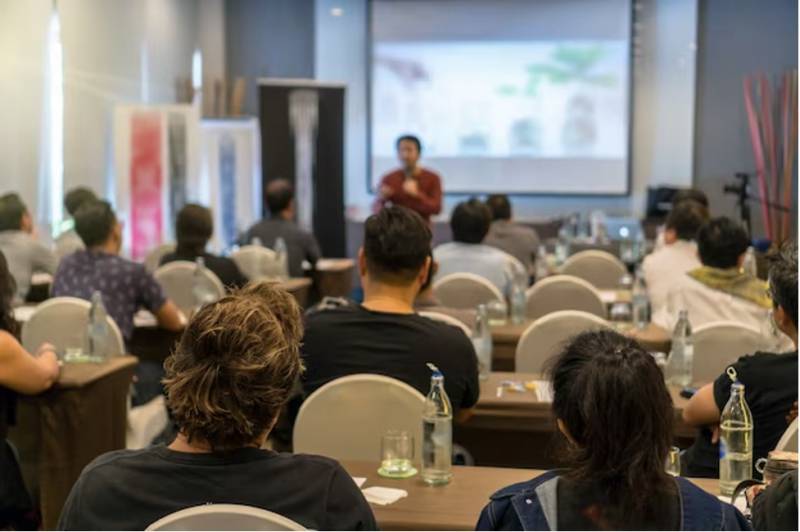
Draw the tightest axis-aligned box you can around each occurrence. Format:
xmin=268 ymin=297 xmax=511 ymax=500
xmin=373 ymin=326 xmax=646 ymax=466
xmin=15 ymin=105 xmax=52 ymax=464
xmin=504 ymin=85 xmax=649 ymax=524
xmin=130 ymin=112 xmax=162 ymax=260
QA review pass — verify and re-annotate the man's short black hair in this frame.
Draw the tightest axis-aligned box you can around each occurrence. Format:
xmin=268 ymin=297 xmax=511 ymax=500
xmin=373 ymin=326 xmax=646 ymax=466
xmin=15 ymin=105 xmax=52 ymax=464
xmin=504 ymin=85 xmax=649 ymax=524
xmin=672 ymin=188 xmax=709 ymax=208
xmin=696 ymin=217 xmax=750 ymax=269
xmin=665 ymin=200 xmax=708 ymax=241
xmin=0 ymin=193 xmax=27 ymax=231
xmin=265 ymin=179 xmax=294 ymax=215
xmin=176 ymin=203 xmax=213 ymax=253
xmin=485 ymin=194 xmax=512 ymax=221
xmin=363 ymin=206 xmax=431 ymax=284
xmin=396 ymin=135 xmax=422 ymax=154
xmin=767 ymin=242 xmax=798 ymax=330
xmin=64 ymin=187 xmax=98 ymax=217
xmin=74 ymin=200 xmax=117 ymax=248
xmin=451 ymin=198 xmax=492 ymax=244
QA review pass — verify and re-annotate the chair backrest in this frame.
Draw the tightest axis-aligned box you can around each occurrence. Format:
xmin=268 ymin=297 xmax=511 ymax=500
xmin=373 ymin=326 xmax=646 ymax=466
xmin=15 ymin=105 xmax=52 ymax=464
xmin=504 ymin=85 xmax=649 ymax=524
xmin=418 ymin=310 xmax=472 ymax=337
xmin=560 ymin=250 xmax=628 ymax=289
xmin=294 ymin=374 xmax=425 ymax=462
xmin=21 ymin=297 xmax=125 ymax=355
xmin=515 ymin=310 xmax=610 ymax=373
xmin=775 ymin=418 xmax=798 ymax=452
xmin=432 ymin=273 xmax=504 ymax=309
xmin=692 ymin=321 xmax=767 ymax=383
xmin=525 ymin=274 xmax=606 ymax=320
xmin=153 ymin=261 xmax=225 ymax=313
xmin=146 ymin=504 xmax=306 ymax=531
xmin=144 ymin=243 xmax=176 ymax=273
xmin=231 ymin=245 xmax=282 ymax=280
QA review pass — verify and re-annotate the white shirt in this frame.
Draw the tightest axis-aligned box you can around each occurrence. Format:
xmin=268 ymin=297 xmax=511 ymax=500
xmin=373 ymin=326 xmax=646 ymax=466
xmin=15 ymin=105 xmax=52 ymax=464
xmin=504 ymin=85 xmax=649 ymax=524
xmin=641 ymin=239 xmax=701 ymax=315
xmin=652 ymin=272 xmax=770 ymax=332
xmin=433 ymin=242 xmax=522 ymax=293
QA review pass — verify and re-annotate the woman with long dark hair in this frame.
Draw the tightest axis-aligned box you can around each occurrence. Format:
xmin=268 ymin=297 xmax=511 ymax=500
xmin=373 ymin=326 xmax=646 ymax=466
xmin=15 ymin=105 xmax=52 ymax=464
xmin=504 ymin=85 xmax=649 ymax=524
xmin=476 ymin=329 xmax=748 ymax=531
xmin=1 ymin=249 xmax=60 ymax=528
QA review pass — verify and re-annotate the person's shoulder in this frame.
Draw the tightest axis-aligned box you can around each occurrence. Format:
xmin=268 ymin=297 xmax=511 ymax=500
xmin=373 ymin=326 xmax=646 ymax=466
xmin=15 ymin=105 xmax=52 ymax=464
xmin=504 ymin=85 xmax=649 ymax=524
xmin=489 ymin=471 xmax=558 ymax=501
xmin=276 ymin=452 xmax=347 ymax=474
xmin=78 ymin=447 xmax=159 ymax=482
xmin=731 ymin=350 xmax=798 ymax=376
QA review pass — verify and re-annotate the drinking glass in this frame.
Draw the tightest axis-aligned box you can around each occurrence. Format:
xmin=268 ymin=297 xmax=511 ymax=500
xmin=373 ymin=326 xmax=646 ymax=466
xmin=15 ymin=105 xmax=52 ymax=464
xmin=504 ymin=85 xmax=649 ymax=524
xmin=486 ymin=300 xmax=508 ymax=326
xmin=665 ymin=446 xmax=681 ymax=476
xmin=609 ymin=302 xmax=632 ymax=324
xmin=378 ymin=430 xmax=417 ymax=478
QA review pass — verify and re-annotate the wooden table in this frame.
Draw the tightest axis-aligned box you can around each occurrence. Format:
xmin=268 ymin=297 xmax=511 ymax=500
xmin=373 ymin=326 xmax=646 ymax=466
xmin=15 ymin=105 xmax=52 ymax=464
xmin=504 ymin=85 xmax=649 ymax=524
xmin=342 ymin=460 xmax=720 ymax=531
xmin=456 ymin=372 xmax=699 ymax=468
xmin=490 ymin=319 xmax=671 ymax=372
xmin=279 ymin=277 xmax=313 ymax=308
xmin=8 ymin=356 xmax=138 ymax=529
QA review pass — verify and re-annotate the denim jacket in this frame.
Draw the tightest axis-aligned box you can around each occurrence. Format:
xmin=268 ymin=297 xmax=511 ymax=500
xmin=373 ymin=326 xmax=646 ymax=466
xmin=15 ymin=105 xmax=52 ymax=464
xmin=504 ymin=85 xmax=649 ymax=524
xmin=476 ymin=471 xmax=752 ymax=531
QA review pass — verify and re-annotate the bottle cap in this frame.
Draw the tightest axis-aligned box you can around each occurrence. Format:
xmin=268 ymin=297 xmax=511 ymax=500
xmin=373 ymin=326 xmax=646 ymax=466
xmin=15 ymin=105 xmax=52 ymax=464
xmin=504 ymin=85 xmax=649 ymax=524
xmin=426 ymin=362 xmax=443 ymax=379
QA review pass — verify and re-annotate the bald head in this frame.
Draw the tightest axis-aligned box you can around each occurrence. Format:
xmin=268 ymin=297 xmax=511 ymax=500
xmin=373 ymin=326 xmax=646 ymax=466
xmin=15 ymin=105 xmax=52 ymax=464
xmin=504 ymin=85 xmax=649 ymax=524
xmin=266 ymin=179 xmax=294 ymax=219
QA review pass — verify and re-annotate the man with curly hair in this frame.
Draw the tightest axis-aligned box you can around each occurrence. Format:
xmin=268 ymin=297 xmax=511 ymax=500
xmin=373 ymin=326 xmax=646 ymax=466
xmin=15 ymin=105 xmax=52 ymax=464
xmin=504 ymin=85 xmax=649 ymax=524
xmin=58 ymin=282 xmax=376 ymax=531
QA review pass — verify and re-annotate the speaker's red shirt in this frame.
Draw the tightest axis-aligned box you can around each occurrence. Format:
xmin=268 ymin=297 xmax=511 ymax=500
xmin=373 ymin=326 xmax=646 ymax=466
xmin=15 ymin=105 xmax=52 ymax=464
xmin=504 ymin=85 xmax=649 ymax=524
xmin=373 ymin=168 xmax=443 ymax=221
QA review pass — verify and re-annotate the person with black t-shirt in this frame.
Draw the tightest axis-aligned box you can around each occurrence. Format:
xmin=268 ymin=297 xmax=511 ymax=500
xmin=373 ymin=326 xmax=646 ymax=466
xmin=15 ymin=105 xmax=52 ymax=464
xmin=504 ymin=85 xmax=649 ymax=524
xmin=302 ymin=206 xmax=480 ymax=414
xmin=160 ymin=203 xmax=248 ymax=289
xmin=58 ymin=282 xmax=376 ymax=531
xmin=682 ymin=242 xmax=798 ymax=478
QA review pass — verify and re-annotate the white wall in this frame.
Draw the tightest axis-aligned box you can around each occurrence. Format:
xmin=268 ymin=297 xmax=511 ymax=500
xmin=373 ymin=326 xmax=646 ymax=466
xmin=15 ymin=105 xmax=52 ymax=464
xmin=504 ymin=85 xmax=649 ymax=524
xmin=0 ymin=0 xmax=225 ymax=226
xmin=315 ymin=0 xmax=698 ymax=221
xmin=0 ymin=0 xmax=51 ymax=217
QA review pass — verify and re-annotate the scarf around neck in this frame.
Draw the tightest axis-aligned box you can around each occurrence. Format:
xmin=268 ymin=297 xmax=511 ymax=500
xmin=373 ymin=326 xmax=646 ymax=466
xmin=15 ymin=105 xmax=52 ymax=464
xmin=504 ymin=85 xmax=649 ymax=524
xmin=687 ymin=266 xmax=772 ymax=309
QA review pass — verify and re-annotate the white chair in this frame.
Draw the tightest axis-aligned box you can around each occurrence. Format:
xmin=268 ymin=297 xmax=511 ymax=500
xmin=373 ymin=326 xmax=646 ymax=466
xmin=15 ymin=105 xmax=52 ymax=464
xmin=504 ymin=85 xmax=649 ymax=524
xmin=515 ymin=310 xmax=610 ymax=373
xmin=144 ymin=243 xmax=176 ymax=273
xmin=560 ymin=250 xmax=628 ymax=289
xmin=127 ymin=395 xmax=169 ymax=450
xmin=153 ymin=261 xmax=225 ymax=313
xmin=294 ymin=374 xmax=425 ymax=462
xmin=146 ymin=504 xmax=306 ymax=531
xmin=691 ymin=321 xmax=767 ymax=383
xmin=21 ymin=297 xmax=125 ymax=355
xmin=775 ymin=418 xmax=798 ymax=452
xmin=432 ymin=273 xmax=504 ymax=309
xmin=525 ymin=275 xmax=606 ymax=320
xmin=231 ymin=245 xmax=283 ymax=280
xmin=418 ymin=310 xmax=472 ymax=337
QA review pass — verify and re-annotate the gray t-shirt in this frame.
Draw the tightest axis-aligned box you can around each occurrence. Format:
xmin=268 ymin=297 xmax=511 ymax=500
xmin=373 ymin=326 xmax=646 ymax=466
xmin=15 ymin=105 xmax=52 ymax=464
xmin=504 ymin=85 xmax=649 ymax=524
xmin=483 ymin=220 xmax=540 ymax=274
xmin=240 ymin=218 xmax=321 ymax=278
xmin=0 ymin=230 xmax=57 ymax=303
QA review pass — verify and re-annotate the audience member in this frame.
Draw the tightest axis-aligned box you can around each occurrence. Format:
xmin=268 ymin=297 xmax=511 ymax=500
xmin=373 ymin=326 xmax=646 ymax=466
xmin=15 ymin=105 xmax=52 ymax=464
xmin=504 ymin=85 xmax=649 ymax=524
xmin=240 ymin=179 xmax=321 ymax=278
xmin=414 ymin=251 xmax=476 ymax=330
xmin=0 ymin=193 xmax=57 ymax=303
xmin=160 ymin=203 xmax=247 ymax=289
xmin=52 ymin=200 xmax=183 ymax=404
xmin=672 ymin=188 xmax=710 ymax=209
xmin=483 ymin=194 xmax=540 ymax=275
xmin=0 ymin=250 xmax=60 ymax=529
xmin=57 ymin=282 xmax=376 ymax=531
xmin=302 ymin=206 xmax=479 ymax=413
xmin=652 ymin=217 xmax=770 ymax=331
xmin=682 ymin=242 xmax=797 ymax=478
xmin=654 ymin=188 xmax=710 ymax=250
xmin=477 ymin=330 xmax=748 ymax=530
xmin=53 ymin=200 xmax=183 ymax=341
xmin=55 ymin=187 xmax=97 ymax=259
xmin=642 ymin=200 xmax=707 ymax=314
xmin=373 ymin=134 xmax=442 ymax=223
xmin=433 ymin=198 xmax=523 ymax=293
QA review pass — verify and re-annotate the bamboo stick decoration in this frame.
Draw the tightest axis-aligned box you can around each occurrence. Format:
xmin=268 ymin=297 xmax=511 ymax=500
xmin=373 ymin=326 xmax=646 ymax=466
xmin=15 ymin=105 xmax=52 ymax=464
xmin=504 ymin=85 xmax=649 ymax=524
xmin=743 ymin=69 xmax=798 ymax=243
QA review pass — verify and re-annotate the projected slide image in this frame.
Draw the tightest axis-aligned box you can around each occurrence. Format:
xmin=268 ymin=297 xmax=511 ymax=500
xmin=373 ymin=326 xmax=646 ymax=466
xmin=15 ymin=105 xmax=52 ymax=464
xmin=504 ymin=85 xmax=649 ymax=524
xmin=372 ymin=41 xmax=627 ymax=160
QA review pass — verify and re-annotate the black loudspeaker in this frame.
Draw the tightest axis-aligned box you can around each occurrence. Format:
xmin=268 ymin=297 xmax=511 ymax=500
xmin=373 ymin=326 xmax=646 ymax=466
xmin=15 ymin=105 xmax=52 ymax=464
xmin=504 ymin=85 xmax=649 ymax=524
xmin=259 ymin=81 xmax=346 ymax=257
